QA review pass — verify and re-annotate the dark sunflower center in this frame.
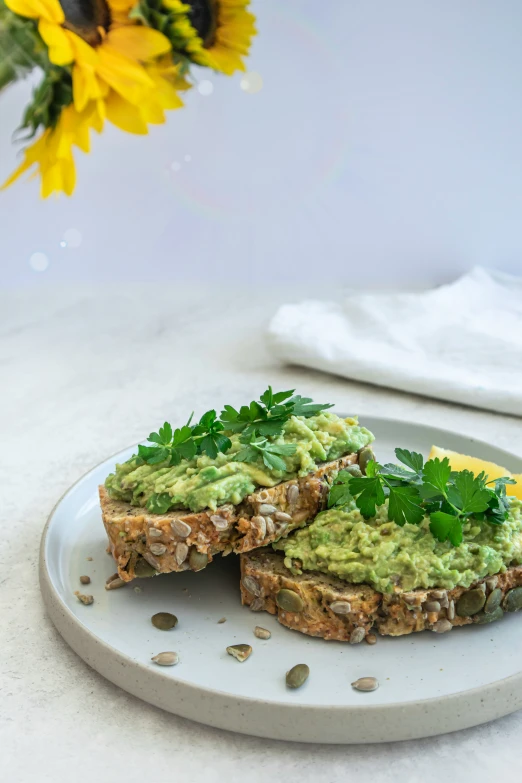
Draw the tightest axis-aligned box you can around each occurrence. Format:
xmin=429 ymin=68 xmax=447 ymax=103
xmin=186 ymin=0 xmax=217 ymax=46
xmin=59 ymin=0 xmax=111 ymax=46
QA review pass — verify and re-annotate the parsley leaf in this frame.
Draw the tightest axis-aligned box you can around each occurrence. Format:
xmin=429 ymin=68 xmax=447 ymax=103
xmin=395 ymin=448 xmax=424 ymax=474
xmin=429 ymin=511 xmax=463 ymax=546
xmin=232 ymin=434 xmax=297 ymax=472
xmin=328 ymin=469 xmax=356 ymax=508
xmin=421 ymin=457 xmax=452 ymax=498
xmin=447 ymin=470 xmax=492 ymax=515
xmin=348 ymin=474 xmax=386 ymax=519
xmin=388 ymin=485 xmax=425 ymax=526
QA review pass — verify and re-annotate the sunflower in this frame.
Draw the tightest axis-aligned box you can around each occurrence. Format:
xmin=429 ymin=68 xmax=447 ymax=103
xmin=134 ymin=0 xmax=256 ymax=75
xmin=1 ymin=100 xmax=104 ymax=197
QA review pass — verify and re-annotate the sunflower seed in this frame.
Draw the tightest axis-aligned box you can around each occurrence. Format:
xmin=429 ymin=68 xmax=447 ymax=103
xmin=286 ymin=485 xmax=299 ymax=504
xmin=404 ymin=594 xmax=418 ymax=605
xmin=430 ymin=589 xmax=446 ymax=599
xmin=210 ymin=515 xmax=228 ymax=530
xmin=171 ymin=520 xmax=191 ymax=538
xmin=424 ymin=601 xmax=441 ymax=613
xmin=143 ymin=552 xmax=161 ymax=570
xmin=242 ymin=575 xmax=261 ymax=596
xmin=259 ymin=503 xmax=277 ymax=515
xmin=447 ymin=599 xmax=455 ymax=620
xmin=249 ymin=597 xmax=264 ymax=611
xmin=150 ymin=543 xmax=167 ymax=556
xmin=265 ymin=517 xmax=275 ymax=536
xmin=151 ymin=651 xmax=179 ymax=666
xmin=432 ymin=619 xmax=452 ymax=633
xmin=486 ymin=576 xmax=498 ymax=592
xmin=254 ymin=626 xmax=271 ymax=640
xmin=251 ymin=515 xmax=267 ymax=539
xmin=349 ymin=627 xmax=366 ymax=644
xmin=79 ymin=575 xmax=91 ymax=585
xmin=439 ymin=593 xmax=449 ymax=609
xmin=351 ymin=677 xmax=378 ymax=692
xmin=477 ymin=582 xmax=487 ymax=594
xmin=275 ymin=511 xmax=292 ymax=522
xmin=151 ymin=612 xmax=178 ymax=631
xmin=330 ymin=600 xmax=352 ymax=615
xmin=189 ymin=549 xmax=208 ymax=572
xmin=217 ymin=617 xmax=227 ymax=624
xmin=226 ymin=644 xmax=252 ymax=662
xmin=276 ymin=588 xmax=304 ymax=613
xmin=105 ymin=576 xmax=126 ymax=590
xmin=149 ymin=528 xmax=163 ymax=538
xmin=175 ymin=542 xmax=188 ymax=566
xmin=365 ymin=633 xmax=377 ymax=645
xmin=286 ymin=664 xmax=309 ymax=689
xmin=74 ymin=591 xmax=93 ymax=605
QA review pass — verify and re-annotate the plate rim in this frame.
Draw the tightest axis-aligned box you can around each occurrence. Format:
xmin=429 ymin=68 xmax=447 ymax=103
xmin=39 ymin=414 xmax=522 ymax=743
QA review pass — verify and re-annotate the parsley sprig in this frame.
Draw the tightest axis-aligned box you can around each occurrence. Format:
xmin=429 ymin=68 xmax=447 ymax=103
xmin=328 ymin=448 xmax=515 ymax=547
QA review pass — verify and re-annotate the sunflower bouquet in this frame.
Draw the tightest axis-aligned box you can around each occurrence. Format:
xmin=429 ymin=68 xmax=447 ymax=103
xmin=0 ymin=0 xmax=256 ymax=196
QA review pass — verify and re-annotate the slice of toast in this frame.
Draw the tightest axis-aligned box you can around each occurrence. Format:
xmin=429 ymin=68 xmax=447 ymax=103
xmin=240 ymin=548 xmax=522 ymax=641
xmin=100 ymin=453 xmax=359 ymax=581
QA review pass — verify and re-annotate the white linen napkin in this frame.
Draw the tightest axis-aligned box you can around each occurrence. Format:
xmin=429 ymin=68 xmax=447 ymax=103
xmin=267 ymin=267 xmax=522 ymax=416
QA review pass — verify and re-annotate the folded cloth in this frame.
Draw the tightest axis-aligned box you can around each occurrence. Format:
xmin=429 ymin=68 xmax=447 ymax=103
xmin=267 ymin=267 xmax=522 ymax=417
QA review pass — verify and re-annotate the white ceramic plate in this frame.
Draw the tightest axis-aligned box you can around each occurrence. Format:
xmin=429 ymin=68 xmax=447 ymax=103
xmin=40 ymin=416 xmax=522 ymax=743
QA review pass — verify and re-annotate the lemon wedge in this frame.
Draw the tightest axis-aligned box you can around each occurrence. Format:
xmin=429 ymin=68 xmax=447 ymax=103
xmin=427 ymin=445 xmax=522 ymax=500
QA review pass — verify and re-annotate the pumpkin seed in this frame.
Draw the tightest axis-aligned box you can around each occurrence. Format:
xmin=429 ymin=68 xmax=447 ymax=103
xmin=350 ymin=627 xmax=366 ymax=644
xmin=358 ymin=447 xmax=375 ymax=473
xmin=151 ymin=651 xmax=179 ymax=666
xmin=484 ymin=588 xmax=502 ymax=614
xmin=79 ymin=575 xmax=91 ymax=585
xmin=254 ymin=626 xmax=271 ymax=640
xmin=74 ymin=592 xmax=93 ymax=605
xmin=504 ymin=587 xmax=522 ymax=613
xmin=151 ymin=612 xmax=178 ymax=631
xmin=242 ymin=575 xmax=261 ymax=597
xmin=344 ymin=464 xmax=363 ymax=478
xmin=210 ymin=515 xmax=228 ymax=530
xmin=171 ymin=520 xmax=191 ymax=538
xmin=226 ymin=644 xmax=252 ymax=662
xmin=150 ymin=543 xmax=167 ymax=556
xmin=432 ymin=619 xmax=452 ymax=633
xmin=474 ymin=607 xmax=504 ymax=624
xmin=365 ymin=633 xmax=377 ymax=645
xmin=275 ymin=511 xmax=292 ymax=522
xmin=175 ymin=542 xmax=188 ymax=566
xmin=259 ymin=503 xmax=277 ymax=515
xmin=189 ymin=549 xmax=208 ymax=572
xmin=456 ymin=588 xmax=485 ymax=617
xmin=286 ymin=485 xmax=299 ymax=504
xmin=286 ymin=664 xmax=309 ymax=689
xmin=149 ymin=528 xmax=163 ymax=538
xmin=424 ymin=601 xmax=441 ymax=613
xmin=134 ymin=558 xmax=157 ymax=578
xmin=351 ymin=677 xmax=378 ymax=692
xmin=276 ymin=588 xmax=304 ymax=613
xmin=330 ymin=600 xmax=352 ymax=615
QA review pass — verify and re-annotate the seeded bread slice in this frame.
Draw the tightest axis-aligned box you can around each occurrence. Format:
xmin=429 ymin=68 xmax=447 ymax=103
xmin=240 ymin=549 xmax=522 ymax=642
xmin=100 ymin=453 xmax=359 ymax=582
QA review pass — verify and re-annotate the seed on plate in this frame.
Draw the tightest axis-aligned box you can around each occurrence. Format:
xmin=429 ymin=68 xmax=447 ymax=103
xmin=424 ymin=601 xmax=441 ymax=613
xmin=86 ymin=556 xmax=93 ymax=561
xmin=150 ymin=543 xmax=167 ymax=556
xmin=134 ymin=586 xmax=142 ymax=593
xmin=151 ymin=651 xmax=179 ymax=666
xmin=432 ymin=619 xmax=452 ymax=633
xmin=503 ymin=587 xmax=522 ymax=613
xmin=105 ymin=574 xmax=126 ymax=590
xmin=79 ymin=575 xmax=91 ymax=585
xmin=210 ymin=515 xmax=228 ymax=530
xmin=286 ymin=485 xmax=299 ymax=504
xmin=365 ymin=633 xmax=377 ymax=645
xmin=330 ymin=600 xmax=352 ymax=615
xmin=259 ymin=503 xmax=277 ymax=515
xmin=217 ymin=617 xmax=227 ymax=624
xmin=134 ymin=558 xmax=157 ymax=578
xmin=349 ymin=627 xmax=366 ymax=645
xmin=171 ymin=520 xmax=191 ymax=538
xmin=149 ymin=528 xmax=163 ymax=538
xmin=189 ymin=549 xmax=208 ymax=572
xmin=254 ymin=626 xmax=271 ymax=640
xmin=151 ymin=612 xmax=178 ymax=631
xmin=274 ymin=511 xmax=292 ymax=523
xmin=351 ymin=677 xmax=378 ymax=692
xmin=286 ymin=663 xmax=309 ymax=689
xmin=226 ymin=644 xmax=252 ymax=662
xmin=74 ymin=591 xmax=93 ymax=605
xmin=276 ymin=588 xmax=304 ymax=613
xmin=484 ymin=588 xmax=502 ymax=614
xmin=474 ymin=607 xmax=504 ymax=624
xmin=456 ymin=588 xmax=486 ymax=617
xmin=175 ymin=542 xmax=188 ymax=566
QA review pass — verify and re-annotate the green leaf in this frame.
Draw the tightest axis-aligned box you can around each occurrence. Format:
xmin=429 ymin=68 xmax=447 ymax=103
xmin=288 ymin=395 xmax=334 ymax=418
xmin=232 ymin=445 xmax=259 ymax=464
xmin=176 ymin=439 xmax=197 ymax=461
xmin=422 ymin=457 xmax=451 ymax=495
xmin=388 ymin=486 xmax=424 ymax=526
xmin=272 ymin=389 xmax=295 ymax=404
xmin=449 ymin=470 xmax=492 ymax=515
xmin=199 ymin=434 xmax=218 ymax=459
xmin=349 ymin=475 xmax=386 ymax=519
xmin=256 ymin=418 xmax=287 ymax=437
xmin=429 ymin=511 xmax=463 ymax=546
xmin=172 ymin=425 xmax=193 ymax=446
xmin=146 ymin=447 xmax=170 ymax=465
xmin=395 ymin=448 xmax=424 ymax=473
xmin=214 ymin=433 xmax=232 ymax=454
xmin=138 ymin=444 xmax=160 ymax=460
xmin=146 ymin=493 xmax=172 ymax=514
xmin=262 ymin=451 xmax=287 ymax=472
xmin=265 ymin=443 xmax=298 ymax=457
xmin=148 ymin=432 xmax=163 ymax=445
xmin=158 ymin=422 xmax=173 ymax=445
xmin=380 ymin=463 xmax=420 ymax=482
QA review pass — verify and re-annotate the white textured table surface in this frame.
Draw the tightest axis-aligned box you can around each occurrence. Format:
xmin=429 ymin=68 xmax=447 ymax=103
xmin=2 ymin=284 xmax=522 ymax=783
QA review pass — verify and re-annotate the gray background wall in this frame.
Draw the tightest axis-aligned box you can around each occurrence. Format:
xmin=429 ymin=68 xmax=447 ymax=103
xmin=1 ymin=0 xmax=522 ymax=287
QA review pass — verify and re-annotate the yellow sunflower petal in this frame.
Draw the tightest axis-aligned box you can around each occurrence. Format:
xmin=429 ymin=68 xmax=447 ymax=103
xmin=139 ymin=99 xmax=165 ymax=125
xmin=107 ymin=26 xmax=171 ymax=62
xmin=96 ymin=45 xmax=154 ymax=105
xmin=5 ymin=0 xmax=64 ymax=22
xmin=72 ymin=63 xmax=106 ymax=112
xmin=38 ymin=19 xmax=74 ymax=65
xmin=105 ymin=91 xmax=149 ymax=134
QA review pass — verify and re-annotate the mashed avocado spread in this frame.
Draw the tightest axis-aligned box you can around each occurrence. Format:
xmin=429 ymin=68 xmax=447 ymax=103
xmin=274 ymin=499 xmax=522 ymax=593
xmin=105 ymin=413 xmax=374 ymax=513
